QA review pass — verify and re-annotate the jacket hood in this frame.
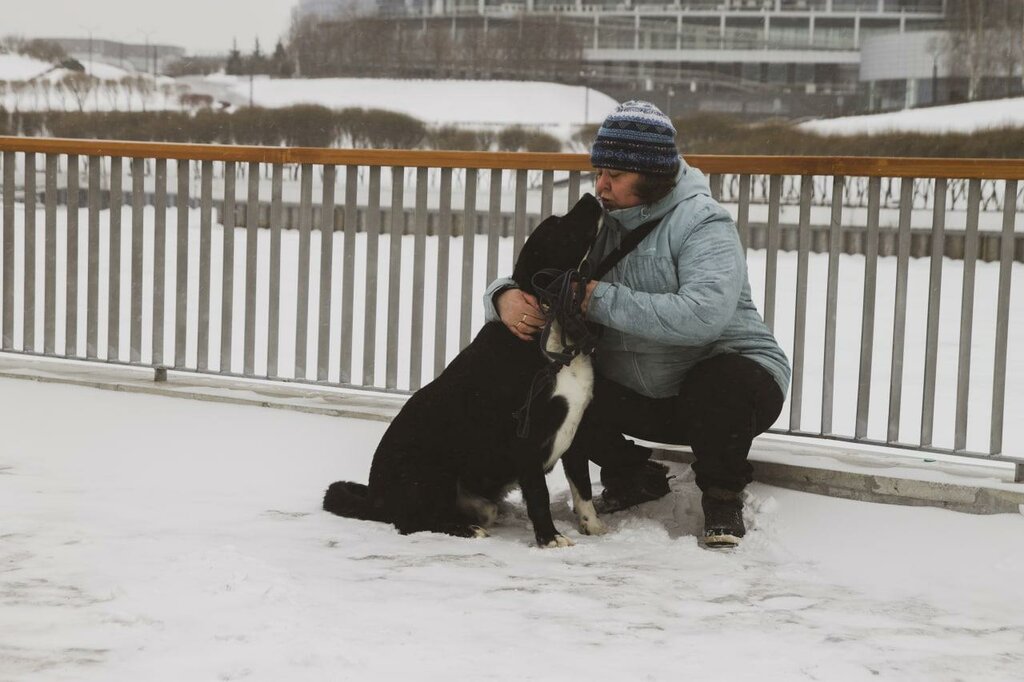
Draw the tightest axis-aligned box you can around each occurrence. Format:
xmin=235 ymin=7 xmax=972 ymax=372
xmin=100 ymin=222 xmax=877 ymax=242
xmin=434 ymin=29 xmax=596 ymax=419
xmin=606 ymin=157 xmax=711 ymax=231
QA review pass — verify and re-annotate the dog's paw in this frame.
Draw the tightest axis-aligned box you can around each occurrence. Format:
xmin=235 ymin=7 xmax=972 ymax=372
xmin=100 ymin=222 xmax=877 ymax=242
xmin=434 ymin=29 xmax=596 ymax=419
xmin=469 ymin=525 xmax=490 ymax=538
xmin=578 ymin=514 xmax=608 ymax=536
xmin=540 ymin=534 xmax=575 ymax=549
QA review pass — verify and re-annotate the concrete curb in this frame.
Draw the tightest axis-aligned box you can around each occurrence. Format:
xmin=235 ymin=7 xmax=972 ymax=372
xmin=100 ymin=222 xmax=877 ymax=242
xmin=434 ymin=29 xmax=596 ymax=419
xmin=655 ymin=449 xmax=1024 ymax=515
xmin=3 ymin=354 xmax=1022 ymax=515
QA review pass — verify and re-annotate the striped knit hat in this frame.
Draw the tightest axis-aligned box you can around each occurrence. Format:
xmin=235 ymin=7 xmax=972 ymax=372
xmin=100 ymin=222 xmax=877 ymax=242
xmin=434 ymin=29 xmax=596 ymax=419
xmin=590 ymin=100 xmax=679 ymax=176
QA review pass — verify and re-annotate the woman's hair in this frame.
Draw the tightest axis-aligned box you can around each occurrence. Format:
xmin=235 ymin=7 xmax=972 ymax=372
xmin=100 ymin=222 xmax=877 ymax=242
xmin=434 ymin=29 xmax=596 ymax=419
xmin=633 ymin=171 xmax=677 ymax=205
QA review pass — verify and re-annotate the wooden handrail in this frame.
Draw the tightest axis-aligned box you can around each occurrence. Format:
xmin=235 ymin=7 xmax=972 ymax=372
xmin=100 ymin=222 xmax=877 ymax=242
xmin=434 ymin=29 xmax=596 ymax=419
xmin=3 ymin=136 xmax=1024 ymax=179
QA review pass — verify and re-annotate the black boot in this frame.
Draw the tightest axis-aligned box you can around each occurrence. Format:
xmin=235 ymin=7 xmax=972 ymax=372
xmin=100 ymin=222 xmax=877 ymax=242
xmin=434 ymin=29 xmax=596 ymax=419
xmin=597 ymin=456 xmax=672 ymax=514
xmin=701 ymin=487 xmax=745 ymax=548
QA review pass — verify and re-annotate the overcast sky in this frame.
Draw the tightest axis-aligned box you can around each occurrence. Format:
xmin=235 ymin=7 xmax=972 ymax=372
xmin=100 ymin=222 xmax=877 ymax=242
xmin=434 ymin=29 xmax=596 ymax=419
xmin=5 ymin=0 xmax=297 ymax=55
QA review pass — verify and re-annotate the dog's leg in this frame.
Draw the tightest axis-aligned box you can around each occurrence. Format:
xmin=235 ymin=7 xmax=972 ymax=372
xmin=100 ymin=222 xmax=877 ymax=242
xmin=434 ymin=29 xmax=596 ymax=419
xmin=562 ymin=449 xmax=608 ymax=536
xmin=456 ymin=480 xmax=499 ymax=528
xmin=515 ymin=452 xmax=573 ymax=548
xmin=387 ymin=466 xmax=488 ymax=539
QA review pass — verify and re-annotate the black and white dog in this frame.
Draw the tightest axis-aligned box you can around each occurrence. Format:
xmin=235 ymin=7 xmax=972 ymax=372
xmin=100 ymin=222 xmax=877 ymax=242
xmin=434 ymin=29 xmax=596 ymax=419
xmin=323 ymin=195 xmax=606 ymax=547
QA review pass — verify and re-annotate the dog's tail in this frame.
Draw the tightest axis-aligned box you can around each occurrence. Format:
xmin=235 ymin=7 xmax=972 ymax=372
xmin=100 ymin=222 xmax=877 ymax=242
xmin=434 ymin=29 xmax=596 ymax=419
xmin=322 ymin=481 xmax=382 ymax=521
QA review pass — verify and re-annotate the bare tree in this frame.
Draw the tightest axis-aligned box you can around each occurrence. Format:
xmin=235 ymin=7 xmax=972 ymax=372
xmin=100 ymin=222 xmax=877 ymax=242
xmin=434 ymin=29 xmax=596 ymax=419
xmin=9 ymin=80 xmax=26 ymax=113
xmin=103 ymin=79 xmax=120 ymax=110
xmin=944 ymin=0 xmax=1024 ymax=100
xmin=119 ymin=75 xmax=136 ymax=112
xmin=51 ymin=79 xmax=66 ymax=111
xmin=135 ymin=76 xmax=154 ymax=112
xmin=61 ymin=73 xmax=98 ymax=112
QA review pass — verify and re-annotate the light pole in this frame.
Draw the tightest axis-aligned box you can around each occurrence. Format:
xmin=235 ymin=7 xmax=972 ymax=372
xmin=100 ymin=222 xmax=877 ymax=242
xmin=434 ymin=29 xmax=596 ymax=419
xmin=138 ymin=29 xmax=156 ymax=76
xmin=78 ymin=23 xmax=99 ymax=75
xmin=581 ymin=68 xmax=596 ymax=126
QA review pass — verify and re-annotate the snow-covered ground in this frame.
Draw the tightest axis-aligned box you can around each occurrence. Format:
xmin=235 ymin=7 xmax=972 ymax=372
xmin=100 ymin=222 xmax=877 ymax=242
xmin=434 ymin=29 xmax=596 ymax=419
xmin=1 ymin=378 xmax=1022 ymax=681
xmin=799 ymin=96 xmax=1024 ymax=136
xmin=215 ymin=76 xmax=618 ymax=134
xmin=0 ymin=54 xmax=54 ymax=81
xmin=1 ymin=53 xmax=617 ymax=140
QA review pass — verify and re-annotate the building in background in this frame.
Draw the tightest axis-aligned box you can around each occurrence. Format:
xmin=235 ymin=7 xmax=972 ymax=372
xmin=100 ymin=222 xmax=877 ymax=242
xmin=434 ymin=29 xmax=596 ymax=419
xmin=294 ymin=0 xmax=948 ymax=117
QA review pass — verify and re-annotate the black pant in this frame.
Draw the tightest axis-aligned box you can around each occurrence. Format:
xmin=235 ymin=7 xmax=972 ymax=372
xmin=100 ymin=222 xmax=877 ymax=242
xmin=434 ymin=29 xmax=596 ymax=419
xmin=577 ymin=353 xmax=785 ymax=493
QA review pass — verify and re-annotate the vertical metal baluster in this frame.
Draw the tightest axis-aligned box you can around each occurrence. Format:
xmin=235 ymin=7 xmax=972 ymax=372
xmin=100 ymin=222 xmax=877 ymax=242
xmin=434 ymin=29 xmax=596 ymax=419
xmin=86 ymin=156 xmax=100 ymax=358
xmin=384 ymin=166 xmax=403 ymax=389
xmin=409 ymin=167 xmax=428 ymax=390
xmin=567 ymin=170 xmax=581 ymax=208
xmin=954 ymin=178 xmax=981 ymax=451
xmin=486 ymin=169 xmax=502 ymax=283
xmin=65 ymin=155 xmax=79 ymax=356
xmin=130 ymin=157 xmax=144 ymax=362
xmin=197 ymin=160 xmax=212 ymax=370
xmin=244 ymin=161 xmax=259 ymax=376
xmin=886 ymin=176 xmax=915 ymax=444
xmin=920 ymin=177 xmax=947 ymax=446
xmin=295 ymin=163 xmax=313 ymax=379
xmin=540 ymin=169 xmax=553 ymax=219
xmin=737 ymin=174 xmax=751 ymax=252
xmin=789 ymin=175 xmax=812 ymax=433
xmin=709 ymin=173 xmax=723 ymax=202
xmin=220 ymin=162 xmax=236 ymax=372
xmin=24 ymin=153 xmax=36 ymax=352
xmin=339 ymin=166 xmax=357 ymax=384
xmin=317 ymin=164 xmax=337 ymax=382
xmin=44 ymin=154 xmax=57 ymax=355
xmin=762 ymin=174 xmax=781 ymax=331
xmin=267 ymin=163 xmax=283 ymax=378
xmin=990 ymin=179 xmax=1017 ymax=455
xmin=174 ymin=159 xmax=189 ymax=368
xmin=152 ymin=159 xmax=167 ymax=365
xmin=106 ymin=157 xmax=121 ymax=360
xmin=1 ymin=152 xmax=13 ymax=349
xmin=434 ymin=167 xmax=453 ymax=379
xmin=821 ymin=174 xmax=845 ymax=436
xmin=361 ymin=166 xmax=381 ymax=386
xmin=460 ymin=168 xmax=478 ymax=350
xmin=855 ymin=176 xmax=882 ymax=440
xmin=513 ymin=169 xmax=527 ymax=261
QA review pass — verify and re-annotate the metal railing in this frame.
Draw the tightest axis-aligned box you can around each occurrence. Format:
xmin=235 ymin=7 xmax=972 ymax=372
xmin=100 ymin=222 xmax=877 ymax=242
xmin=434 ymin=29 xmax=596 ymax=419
xmin=0 ymin=137 xmax=1020 ymax=478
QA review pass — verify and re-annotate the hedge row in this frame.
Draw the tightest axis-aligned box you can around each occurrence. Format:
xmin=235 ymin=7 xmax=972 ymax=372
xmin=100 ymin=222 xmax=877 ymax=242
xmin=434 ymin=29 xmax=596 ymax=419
xmin=0 ymin=105 xmax=562 ymax=152
xmin=6 ymin=106 xmax=1021 ymax=157
xmin=577 ymin=113 xmax=1024 ymax=159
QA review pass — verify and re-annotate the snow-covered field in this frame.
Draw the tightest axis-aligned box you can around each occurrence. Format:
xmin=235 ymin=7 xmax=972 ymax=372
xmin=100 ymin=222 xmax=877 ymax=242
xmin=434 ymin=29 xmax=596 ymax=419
xmin=1 ymin=378 xmax=1022 ymax=681
xmin=0 ymin=54 xmax=616 ymax=140
xmin=220 ymin=76 xmax=619 ymax=133
xmin=799 ymin=96 xmax=1024 ymax=136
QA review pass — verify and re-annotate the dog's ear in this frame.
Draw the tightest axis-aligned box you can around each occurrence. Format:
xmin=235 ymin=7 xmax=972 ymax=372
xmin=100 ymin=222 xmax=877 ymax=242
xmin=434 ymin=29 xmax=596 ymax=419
xmin=564 ymin=193 xmax=602 ymax=228
xmin=511 ymin=193 xmax=603 ymax=291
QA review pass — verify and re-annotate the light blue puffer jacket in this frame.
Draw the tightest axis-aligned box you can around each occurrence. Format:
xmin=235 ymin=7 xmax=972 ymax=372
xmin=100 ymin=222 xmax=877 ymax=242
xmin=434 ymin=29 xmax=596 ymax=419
xmin=484 ymin=159 xmax=791 ymax=399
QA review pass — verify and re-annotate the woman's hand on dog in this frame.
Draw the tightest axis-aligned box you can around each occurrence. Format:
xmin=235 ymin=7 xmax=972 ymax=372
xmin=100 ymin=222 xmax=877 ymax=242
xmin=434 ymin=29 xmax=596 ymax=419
xmin=497 ymin=288 xmax=545 ymax=341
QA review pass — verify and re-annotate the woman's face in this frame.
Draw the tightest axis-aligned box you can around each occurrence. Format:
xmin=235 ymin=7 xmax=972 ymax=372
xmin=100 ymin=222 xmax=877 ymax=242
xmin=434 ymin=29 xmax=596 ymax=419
xmin=595 ymin=168 xmax=644 ymax=211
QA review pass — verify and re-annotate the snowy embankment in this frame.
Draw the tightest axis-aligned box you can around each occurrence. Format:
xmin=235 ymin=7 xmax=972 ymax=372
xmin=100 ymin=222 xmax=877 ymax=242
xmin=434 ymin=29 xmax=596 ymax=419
xmin=218 ymin=76 xmax=619 ymax=135
xmin=1 ymin=378 xmax=1022 ymax=681
xmin=1 ymin=53 xmax=617 ymax=141
xmin=798 ymin=97 xmax=1024 ymax=136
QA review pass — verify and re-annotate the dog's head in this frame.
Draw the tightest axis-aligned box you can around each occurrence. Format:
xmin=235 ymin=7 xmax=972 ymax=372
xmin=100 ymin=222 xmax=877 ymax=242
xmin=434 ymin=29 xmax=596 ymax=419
xmin=511 ymin=193 xmax=602 ymax=294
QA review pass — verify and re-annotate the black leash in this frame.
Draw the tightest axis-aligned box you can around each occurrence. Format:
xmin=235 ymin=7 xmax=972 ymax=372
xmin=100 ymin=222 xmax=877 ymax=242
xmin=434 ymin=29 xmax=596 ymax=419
xmin=512 ymin=265 xmax=598 ymax=438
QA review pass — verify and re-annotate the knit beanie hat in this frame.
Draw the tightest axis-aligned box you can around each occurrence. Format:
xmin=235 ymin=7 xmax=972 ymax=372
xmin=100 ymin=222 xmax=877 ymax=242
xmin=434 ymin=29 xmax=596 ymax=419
xmin=590 ymin=100 xmax=680 ymax=176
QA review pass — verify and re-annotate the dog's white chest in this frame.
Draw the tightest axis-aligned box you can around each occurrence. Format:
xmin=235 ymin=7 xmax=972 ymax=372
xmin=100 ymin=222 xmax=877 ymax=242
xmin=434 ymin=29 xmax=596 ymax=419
xmin=544 ymin=325 xmax=594 ymax=471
